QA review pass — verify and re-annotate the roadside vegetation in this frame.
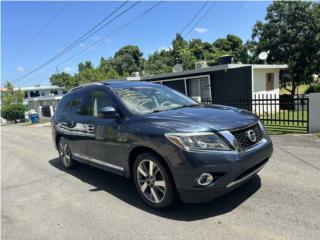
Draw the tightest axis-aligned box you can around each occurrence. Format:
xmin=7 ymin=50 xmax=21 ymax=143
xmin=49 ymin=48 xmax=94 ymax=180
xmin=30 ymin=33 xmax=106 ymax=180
xmin=1 ymin=82 xmax=27 ymax=123
xmin=49 ymin=1 xmax=319 ymax=95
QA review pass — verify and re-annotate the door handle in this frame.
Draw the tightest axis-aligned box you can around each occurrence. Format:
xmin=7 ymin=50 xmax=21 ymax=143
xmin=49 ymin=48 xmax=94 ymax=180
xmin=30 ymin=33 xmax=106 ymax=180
xmin=60 ymin=121 xmax=74 ymax=127
xmin=86 ymin=124 xmax=95 ymax=132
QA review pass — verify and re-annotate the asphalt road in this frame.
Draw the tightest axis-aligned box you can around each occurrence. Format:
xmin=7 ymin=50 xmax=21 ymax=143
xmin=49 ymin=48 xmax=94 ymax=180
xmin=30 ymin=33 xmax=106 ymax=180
xmin=2 ymin=125 xmax=320 ymax=240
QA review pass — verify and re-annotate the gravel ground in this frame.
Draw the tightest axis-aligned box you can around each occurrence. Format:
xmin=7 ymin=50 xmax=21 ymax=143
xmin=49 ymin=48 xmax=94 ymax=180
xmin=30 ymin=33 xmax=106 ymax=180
xmin=2 ymin=125 xmax=320 ymax=240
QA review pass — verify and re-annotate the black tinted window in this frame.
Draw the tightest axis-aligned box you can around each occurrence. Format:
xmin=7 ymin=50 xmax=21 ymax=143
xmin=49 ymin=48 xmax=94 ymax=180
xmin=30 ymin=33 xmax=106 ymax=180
xmin=92 ymin=91 xmax=115 ymax=118
xmin=56 ymin=94 xmax=72 ymax=114
xmin=70 ymin=92 xmax=92 ymax=116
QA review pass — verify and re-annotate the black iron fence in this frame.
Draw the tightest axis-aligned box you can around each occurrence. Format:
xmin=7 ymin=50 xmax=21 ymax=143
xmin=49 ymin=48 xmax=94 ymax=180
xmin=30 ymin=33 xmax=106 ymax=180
xmin=201 ymin=94 xmax=309 ymax=133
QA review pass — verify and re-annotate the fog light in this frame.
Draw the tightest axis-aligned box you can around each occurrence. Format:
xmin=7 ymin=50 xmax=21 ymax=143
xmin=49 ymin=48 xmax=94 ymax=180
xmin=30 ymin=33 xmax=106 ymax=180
xmin=197 ymin=173 xmax=213 ymax=186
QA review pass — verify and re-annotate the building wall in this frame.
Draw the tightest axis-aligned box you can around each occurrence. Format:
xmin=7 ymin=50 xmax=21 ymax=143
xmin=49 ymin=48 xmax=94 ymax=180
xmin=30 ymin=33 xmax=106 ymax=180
xmin=145 ymin=66 xmax=253 ymax=110
xmin=24 ymin=89 xmax=64 ymax=99
xmin=252 ymin=68 xmax=280 ymax=96
xmin=210 ymin=66 xmax=252 ymax=104
xmin=28 ymin=99 xmax=61 ymax=118
xmin=252 ymin=68 xmax=280 ymax=114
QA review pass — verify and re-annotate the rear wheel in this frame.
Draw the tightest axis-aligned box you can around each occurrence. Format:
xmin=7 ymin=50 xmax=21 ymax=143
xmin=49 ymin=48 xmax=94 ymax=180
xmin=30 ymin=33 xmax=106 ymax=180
xmin=58 ymin=137 xmax=77 ymax=169
xmin=133 ymin=153 xmax=176 ymax=209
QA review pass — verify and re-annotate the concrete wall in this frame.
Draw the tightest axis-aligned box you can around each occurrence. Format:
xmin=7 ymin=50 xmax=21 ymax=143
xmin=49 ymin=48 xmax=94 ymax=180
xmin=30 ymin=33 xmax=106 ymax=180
xmin=252 ymin=68 xmax=280 ymax=114
xmin=308 ymin=93 xmax=320 ymax=133
xmin=252 ymin=68 xmax=280 ymax=96
xmin=27 ymin=99 xmax=61 ymax=118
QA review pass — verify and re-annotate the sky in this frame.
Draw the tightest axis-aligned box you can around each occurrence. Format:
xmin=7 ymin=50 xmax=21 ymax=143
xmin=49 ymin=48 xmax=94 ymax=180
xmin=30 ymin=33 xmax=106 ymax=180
xmin=1 ymin=0 xmax=271 ymax=87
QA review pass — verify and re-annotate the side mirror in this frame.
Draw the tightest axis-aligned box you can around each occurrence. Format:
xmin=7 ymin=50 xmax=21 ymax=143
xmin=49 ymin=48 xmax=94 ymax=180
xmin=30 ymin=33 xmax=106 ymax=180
xmin=98 ymin=106 xmax=119 ymax=118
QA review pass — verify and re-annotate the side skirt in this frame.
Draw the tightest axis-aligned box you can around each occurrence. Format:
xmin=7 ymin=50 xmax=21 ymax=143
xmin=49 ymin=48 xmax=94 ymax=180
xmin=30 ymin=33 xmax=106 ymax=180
xmin=72 ymin=153 xmax=126 ymax=176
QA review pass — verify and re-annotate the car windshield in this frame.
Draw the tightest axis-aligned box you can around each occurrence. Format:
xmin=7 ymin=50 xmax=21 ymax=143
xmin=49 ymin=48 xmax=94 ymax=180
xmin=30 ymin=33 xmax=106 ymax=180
xmin=111 ymin=84 xmax=198 ymax=114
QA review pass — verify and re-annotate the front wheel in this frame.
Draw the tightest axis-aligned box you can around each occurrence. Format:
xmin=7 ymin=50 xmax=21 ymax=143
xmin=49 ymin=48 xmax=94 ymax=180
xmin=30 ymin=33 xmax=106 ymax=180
xmin=133 ymin=153 xmax=176 ymax=209
xmin=58 ymin=137 xmax=77 ymax=169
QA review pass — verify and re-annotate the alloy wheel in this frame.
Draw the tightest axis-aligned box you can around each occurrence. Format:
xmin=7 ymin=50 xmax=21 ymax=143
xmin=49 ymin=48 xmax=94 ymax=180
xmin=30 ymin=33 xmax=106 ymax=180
xmin=59 ymin=139 xmax=71 ymax=167
xmin=137 ymin=159 xmax=166 ymax=203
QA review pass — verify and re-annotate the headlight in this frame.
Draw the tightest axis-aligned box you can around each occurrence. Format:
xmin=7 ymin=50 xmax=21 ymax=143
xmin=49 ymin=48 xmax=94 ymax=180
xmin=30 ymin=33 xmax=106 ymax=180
xmin=258 ymin=120 xmax=269 ymax=139
xmin=164 ymin=132 xmax=232 ymax=151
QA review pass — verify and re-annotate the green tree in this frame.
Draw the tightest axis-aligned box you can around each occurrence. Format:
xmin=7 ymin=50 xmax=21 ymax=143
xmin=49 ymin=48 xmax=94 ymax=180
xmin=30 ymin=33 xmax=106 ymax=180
xmin=78 ymin=61 xmax=93 ymax=72
xmin=1 ymin=81 xmax=27 ymax=123
xmin=212 ymin=34 xmax=248 ymax=63
xmin=251 ymin=1 xmax=320 ymax=96
xmin=98 ymin=57 xmax=119 ymax=79
xmin=145 ymin=49 xmax=175 ymax=75
xmin=74 ymin=68 xmax=106 ymax=84
xmin=1 ymin=81 xmax=24 ymax=106
xmin=178 ymin=48 xmax=197 ymax=70
xmin=113 ymin=45 xmax=143 ymax=76
xmin=1 ymin=104 xmax=27 ymax=123
xmin=50 ymin=72 xmax=77 ymax=90
xmin=172 ymin=34 xmax=188 ymax=53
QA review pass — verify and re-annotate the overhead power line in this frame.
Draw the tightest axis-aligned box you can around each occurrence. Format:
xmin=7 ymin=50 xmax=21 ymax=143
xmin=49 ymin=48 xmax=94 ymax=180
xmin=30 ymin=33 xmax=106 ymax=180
xmin=184 ymin=1 xmax=217 ymax=38
xmin=57 ymin=1 xmax=164 ymax=69
xmin=19 ymin=1 xmax=163 ymax=85
xmin=180 ymin=0 xmax=209 ymax=36
xmin=14 ymin=1 xmax=139 ymax=84
xmin=9 ymin=2 xmax=69 ymax=61
xmin=162 ymin=0 xmax=210 ymax=52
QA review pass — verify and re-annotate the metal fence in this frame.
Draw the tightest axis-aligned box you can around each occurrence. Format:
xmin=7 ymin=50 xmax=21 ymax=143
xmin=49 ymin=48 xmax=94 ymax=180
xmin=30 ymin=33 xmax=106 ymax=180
xmin=201 ymin=94 xmax=309 ymax=133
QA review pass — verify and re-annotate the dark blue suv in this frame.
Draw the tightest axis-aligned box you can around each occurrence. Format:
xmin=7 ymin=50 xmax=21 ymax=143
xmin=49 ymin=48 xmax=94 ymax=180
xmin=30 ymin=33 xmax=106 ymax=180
xmin=52 ymin=81 xmax=272 ymax=209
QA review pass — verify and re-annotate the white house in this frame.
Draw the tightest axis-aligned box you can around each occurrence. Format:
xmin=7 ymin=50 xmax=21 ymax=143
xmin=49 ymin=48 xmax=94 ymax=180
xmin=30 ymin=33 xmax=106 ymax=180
xmin=15 ymin=85 xmax=65 ymax=118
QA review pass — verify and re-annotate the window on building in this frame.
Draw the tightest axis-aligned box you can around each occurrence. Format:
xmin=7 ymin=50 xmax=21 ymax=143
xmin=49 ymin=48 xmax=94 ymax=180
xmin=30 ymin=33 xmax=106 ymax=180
xmin=30 ymin=91 xmax=40 ymax=97
xmin=187 ymin=76 xmax=211 ymax=101
xmin=40 ymin=92 xmax=45 ymax=96
xmin=266 ymin=73 xmax=275 ymax=91
xmin=24 ymin=91 xmax=29 ymax=99
xmin=162 ymin=80 xmax=186 ymax=94
xmin=50 ymin=89 xmax=58 ymax=96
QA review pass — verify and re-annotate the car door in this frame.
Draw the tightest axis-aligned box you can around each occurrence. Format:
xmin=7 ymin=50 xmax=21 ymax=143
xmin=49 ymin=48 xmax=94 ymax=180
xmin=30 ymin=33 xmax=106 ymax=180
xmin=61 ymin=90 xmax=94 ymax=158
xmin=86 ymin=88 xmax=125 ymax=173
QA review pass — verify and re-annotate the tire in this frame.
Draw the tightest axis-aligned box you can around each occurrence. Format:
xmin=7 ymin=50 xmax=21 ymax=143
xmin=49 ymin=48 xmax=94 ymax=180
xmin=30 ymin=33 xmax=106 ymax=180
xmin=58 ymin=137 xmax=77 ymax=169
xmin=133 ymin=152 xmax=177 ymax=209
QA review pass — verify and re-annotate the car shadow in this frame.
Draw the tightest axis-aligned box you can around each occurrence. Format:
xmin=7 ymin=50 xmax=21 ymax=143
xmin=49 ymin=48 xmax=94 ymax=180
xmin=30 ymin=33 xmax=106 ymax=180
xmin=49 ymin=157 xmax=261 ymax=221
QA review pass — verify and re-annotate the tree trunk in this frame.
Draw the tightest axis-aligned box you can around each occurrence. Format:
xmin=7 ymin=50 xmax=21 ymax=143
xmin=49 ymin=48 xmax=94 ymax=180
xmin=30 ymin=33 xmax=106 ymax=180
xmin=290 ymin=82 xmax=296 ymax=98
xmin=290 ymin=66 xmax=296 ymax=98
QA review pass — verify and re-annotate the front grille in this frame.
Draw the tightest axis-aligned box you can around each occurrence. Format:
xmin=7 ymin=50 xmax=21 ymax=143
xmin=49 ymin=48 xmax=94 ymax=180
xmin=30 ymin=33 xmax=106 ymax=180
xmin=232 ymin=124 xmax=264 ymax=149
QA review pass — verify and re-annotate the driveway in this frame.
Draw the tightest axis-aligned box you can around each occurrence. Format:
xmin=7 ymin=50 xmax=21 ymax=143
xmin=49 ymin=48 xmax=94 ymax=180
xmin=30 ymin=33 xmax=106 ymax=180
xmin=1 ymin=125 xmax=320 ymax=240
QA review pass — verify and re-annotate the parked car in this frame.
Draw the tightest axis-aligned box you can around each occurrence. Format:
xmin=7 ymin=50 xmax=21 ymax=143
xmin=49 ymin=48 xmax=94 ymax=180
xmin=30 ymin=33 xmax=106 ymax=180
xmin=51 ymin=81 xmax=273 ymax=209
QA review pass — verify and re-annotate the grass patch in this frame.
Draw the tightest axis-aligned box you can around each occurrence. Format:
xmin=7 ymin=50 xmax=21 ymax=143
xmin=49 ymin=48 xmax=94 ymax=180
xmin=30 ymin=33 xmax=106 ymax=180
xmin=260 ymin=110 xmax=308 ymax=134
xmin=280 ymin=84 xmax=309 ymax=95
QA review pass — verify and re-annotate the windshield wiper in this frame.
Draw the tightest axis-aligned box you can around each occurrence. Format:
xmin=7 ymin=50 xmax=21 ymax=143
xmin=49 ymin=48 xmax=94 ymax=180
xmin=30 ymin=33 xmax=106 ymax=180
xmin=170 ymin=104 xmax=199 ymax=110
xmin=146 ymin=104 xmax=199 ymax=114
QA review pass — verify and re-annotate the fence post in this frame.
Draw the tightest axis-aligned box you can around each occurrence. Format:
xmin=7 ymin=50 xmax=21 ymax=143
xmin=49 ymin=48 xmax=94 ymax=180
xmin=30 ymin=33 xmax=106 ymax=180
xmin=308 ymin=93 xmax=320 ymax=133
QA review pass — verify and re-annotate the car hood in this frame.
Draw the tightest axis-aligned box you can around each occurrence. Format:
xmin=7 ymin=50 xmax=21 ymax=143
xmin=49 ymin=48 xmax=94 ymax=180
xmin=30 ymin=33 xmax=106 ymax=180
xmin=143 ymin=105 xmax=258 ymax=132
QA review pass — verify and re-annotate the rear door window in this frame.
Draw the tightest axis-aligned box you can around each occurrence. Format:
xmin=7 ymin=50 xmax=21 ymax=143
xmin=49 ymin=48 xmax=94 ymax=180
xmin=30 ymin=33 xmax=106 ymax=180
xmin=69 ymin=91 xmax=93 ymax=116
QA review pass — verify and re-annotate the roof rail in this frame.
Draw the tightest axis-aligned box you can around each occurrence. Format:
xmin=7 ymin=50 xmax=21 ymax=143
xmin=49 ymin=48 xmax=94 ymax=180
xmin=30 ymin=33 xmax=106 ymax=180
xmin=69 ymin=82 xmax=103 ymax=92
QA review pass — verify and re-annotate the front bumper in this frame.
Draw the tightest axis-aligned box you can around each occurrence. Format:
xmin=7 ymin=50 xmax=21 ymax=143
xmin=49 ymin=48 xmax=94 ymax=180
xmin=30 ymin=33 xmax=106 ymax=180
xmin=166 ymin=139 xmax=273 ymax=203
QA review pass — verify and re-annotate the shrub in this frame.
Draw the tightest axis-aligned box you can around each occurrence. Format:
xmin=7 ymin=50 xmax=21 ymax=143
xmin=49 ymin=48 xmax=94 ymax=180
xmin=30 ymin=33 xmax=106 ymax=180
xmin=1 ymin=103 xmax=27 ymax=123
xmin=305 ymin=82 xmax=320 ymax=94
